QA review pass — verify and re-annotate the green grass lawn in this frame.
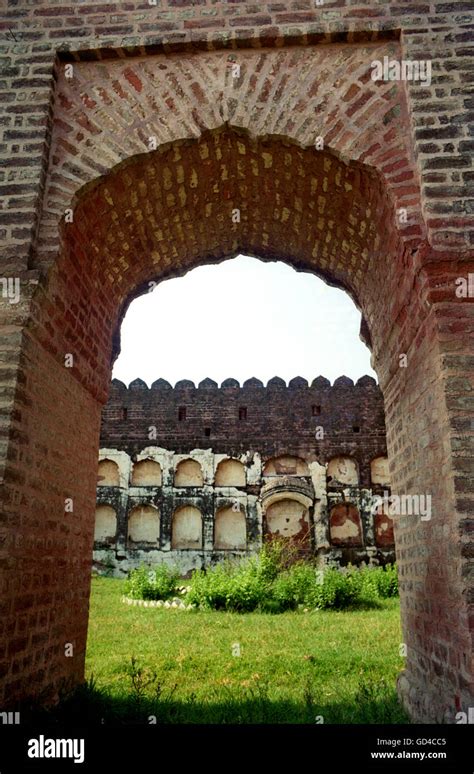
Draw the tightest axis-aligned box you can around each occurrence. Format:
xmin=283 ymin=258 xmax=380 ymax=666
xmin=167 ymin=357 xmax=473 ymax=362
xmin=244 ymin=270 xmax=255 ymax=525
xmin=76 ymin=576 xmax=409 ymax=724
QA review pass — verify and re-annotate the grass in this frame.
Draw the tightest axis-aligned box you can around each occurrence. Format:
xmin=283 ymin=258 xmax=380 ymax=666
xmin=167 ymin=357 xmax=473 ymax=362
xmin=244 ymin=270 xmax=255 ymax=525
xmin=54 ymin=576 xmax=411 ymax=725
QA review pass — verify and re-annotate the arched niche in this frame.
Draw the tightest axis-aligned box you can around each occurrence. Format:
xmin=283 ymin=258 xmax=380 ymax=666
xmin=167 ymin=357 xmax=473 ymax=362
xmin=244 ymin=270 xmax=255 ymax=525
xmin=171 ymin=506 xmax=203 ymax=549
xmin=175 ymin=459 xmax=204 ymax=487
xmin=264 ymin=496 xmax=311 ymax=542
xmin=128 ymin=504 xmax=160 ymax=544
xmin=263 ymin=456 xmax=310 ymax=477
xmin=327 ymin=457 xmax=359 ymax=486
xmin=371 ymin=456 xmax=391 ymax=486
xmin=97 ymin=459 xmax=120 ymax=487
xmin=329 ymin=503 xmax=363 ymax=546
xmin=94 ymin=505 xmax=117 ymax=544
xmin=214 ymin=506 xmax=246 ymax=550
xmin=215 ymin=459 xmax=246 ymax=487
xmin=375 ymin=507 xmax=395 ymax=547
xmin=131 ymin=459 xmax=162 ymax=487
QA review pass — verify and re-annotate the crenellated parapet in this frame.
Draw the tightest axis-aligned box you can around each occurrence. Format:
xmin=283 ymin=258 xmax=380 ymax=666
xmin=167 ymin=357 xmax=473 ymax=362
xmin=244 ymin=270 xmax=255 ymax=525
xmin=101 ymin=374 xmax=387 ymax=482
xmin=110 ymin=374 xmax=379 ymax=392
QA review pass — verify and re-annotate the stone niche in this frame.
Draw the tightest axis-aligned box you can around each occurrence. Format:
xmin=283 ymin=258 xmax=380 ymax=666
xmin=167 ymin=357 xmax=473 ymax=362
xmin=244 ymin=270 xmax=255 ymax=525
xmin=94 ymin=505 xmax=117 ymax=543
xmin=265 ymin=498 xmax=310 ymax=539
xmin=215 ymin=506 xmax=247 ymax=549
xmin=131 ymin=459 xmax=162 ymax=486
xmin=215 ymin=458 xmax=246 ymax=487
xmin=375 ymin=507 xmax=395 ymax=546
xmin=175 ymin=459 xmax=204 ymax=487
xmin=97 ymin=459 xmax=120 ymax=487
xmin=171 ymin=505 xmax=203 ymax=549
xmin=371 ymin=456 xmax=390 ymax=486
xmin=128 ymin=504 xmax=160 ymax=543
xmin=327 ymin=456 xmax=359 ymax=486
xmin=329 ymin=503 xmax=363 ymax=546
xmin=263 ymin=456 xmax=310 ymax=477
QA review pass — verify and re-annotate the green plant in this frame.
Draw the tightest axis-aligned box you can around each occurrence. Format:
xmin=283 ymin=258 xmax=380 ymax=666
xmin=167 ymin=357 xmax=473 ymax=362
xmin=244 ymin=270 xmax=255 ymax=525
xmin=187 ymin=563 xmax=233 ymax=610
xmin=187 ymin=542 xmax=312 ymax=613
xmin=124 ymin=564 xmax=180 ymax=601
xmin=267 ymin=563 xmax=318 ymax=612
xmin=353 ymin=676 xmax=405 ymax=724
xmin=305 ymin=566 xmax=361 ymax=609
xmin=224 ymin=568 xmax=265 ymax=612
xmin=187 ymin=558 xmax=268 ymax=612
xmin=125 ymin=656 xmax=158 ymax=706
xmin=187 ymin=549 xmax=399 ymax=613
xmin=125 ymin=553 xmax=399 ymax=613
xmin=371 ymin=564 xmax=399 ymax=598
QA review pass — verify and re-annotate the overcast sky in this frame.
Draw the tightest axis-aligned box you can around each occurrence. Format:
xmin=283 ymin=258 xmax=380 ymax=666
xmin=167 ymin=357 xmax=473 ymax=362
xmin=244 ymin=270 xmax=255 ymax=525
xmin=113 ymin=254 xmax=376 ymax=387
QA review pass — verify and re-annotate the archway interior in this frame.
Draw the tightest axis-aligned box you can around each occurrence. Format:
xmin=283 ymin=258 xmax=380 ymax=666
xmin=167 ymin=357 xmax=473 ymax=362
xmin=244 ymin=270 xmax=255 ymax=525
xmin=89 ymin=252 xmax=396 ymax=715
xmin=45 ymin=126 xmax=404 ymax=406
xmin=11 ymin=126 xmax=406 ymax=707
xmin=92 ymin=250 xmax=393 ymax=578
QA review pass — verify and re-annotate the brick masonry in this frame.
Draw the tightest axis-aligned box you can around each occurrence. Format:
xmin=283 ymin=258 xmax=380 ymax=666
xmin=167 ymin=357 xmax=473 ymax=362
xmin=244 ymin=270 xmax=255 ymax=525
xmin=101 ymin=374 xmax=386 ymax=463
xmin=0 ymin=0 xmax=472 ymax=724
xmin=94 ymin=374 xmax=394 ymax=575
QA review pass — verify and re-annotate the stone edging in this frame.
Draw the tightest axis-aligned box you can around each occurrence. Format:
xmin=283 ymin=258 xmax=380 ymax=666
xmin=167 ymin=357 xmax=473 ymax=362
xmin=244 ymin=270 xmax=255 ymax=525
xmin=121 ymin=595 xmax=194 ymax=610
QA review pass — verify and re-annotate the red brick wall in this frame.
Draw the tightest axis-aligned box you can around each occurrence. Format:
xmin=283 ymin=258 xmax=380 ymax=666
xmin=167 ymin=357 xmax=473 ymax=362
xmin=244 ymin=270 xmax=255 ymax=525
xmin=0 ymin=0 xmax=472 ymax=722
xmin=100 ymin=376 xmax=387 ymax=487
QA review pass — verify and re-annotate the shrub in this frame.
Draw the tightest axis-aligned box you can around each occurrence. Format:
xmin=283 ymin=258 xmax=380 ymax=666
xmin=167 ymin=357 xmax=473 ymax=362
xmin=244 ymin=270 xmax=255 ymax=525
xmin=307 ymin=564 xmax=399 ymax=610
xmin=369 ymin=564 xmax=399 ymax=598
xmin=306 ymin=567 xmax=360 ymax=610
xmin=188 ymin=559 xmax=401 ymax=612
xmin=124 ymin=564 xmax=180 ymax=601
xmin=187 ymin=558 xmax=269 ymax=612
xmin=186 ymin=542 xmax=317 ymax=613
xmin=125 ymin=552 xmax=399 ymax=613
xmin=224 ymin=570 xmax=265 ymax=612
xmin=270 ymin=563 xmax=320 ymax=612
xmin=256 ymin=539 xmax=302 ymax=579
xmin=187 ymin=563 xmax=234 ymax=610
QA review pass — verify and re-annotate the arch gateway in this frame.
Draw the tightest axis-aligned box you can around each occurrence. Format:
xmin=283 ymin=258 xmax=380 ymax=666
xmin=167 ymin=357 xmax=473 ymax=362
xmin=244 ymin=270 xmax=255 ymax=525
xmin=0 ymin=1 xmax=473 ymax=724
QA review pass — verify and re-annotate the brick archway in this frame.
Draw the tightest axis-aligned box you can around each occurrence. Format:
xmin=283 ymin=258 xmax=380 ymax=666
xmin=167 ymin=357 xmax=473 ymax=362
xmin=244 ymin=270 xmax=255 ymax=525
xmin=1 ymin=39 xmax=473 ymax=724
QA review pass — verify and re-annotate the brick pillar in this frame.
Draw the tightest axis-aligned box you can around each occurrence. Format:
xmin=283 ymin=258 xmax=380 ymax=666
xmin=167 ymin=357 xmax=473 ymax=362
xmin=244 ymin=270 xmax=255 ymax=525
xmin=378 ymin=257 xmax=474 ymax=723
xmin=0 ymin=278 xmax=104 ymax=706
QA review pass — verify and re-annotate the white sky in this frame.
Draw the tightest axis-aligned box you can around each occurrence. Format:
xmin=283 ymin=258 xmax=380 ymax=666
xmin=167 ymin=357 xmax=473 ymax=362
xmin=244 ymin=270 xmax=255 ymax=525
xmin=113 ymin=254 xmax=376 ymax=386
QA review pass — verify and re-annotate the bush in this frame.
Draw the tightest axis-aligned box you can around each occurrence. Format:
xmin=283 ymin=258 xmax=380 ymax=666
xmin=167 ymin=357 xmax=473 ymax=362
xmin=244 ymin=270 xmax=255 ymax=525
xmin=307 ymin=564 xmax=399 ymax=610
xmin=224 ymin=570 xmax=265 ymax=612
xmin=305 ymin=567 xmax=360 ymax=610
xmin=186 ymin=552 xmax=400 ymax=614
xmin=124 ymin=550 xmax=399 ymax=613
xmin=187 ymin=558 xmax=269 ymax=612
xmin=188 ymin=557 xmax=401 ymax=612
xmin=186 ymin=563 xmax=234 ymax=610
xmin=255 ymin=539 xmax=302 ymax=580
xmin=270 ymin=563 xmax=320 ymax=612
xmin=124 ymin=564 xmax=180 ymax=601
xmin=368 ymin=564 xmax=399 ymax=598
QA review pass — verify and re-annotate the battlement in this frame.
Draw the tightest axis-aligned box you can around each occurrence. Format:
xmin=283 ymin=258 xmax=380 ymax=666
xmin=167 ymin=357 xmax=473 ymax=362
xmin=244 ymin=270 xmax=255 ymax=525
xmin=110 ymin=375 xmax=379 ymax=392
xmin=101 ymin=374 xmax=387 ymax=480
